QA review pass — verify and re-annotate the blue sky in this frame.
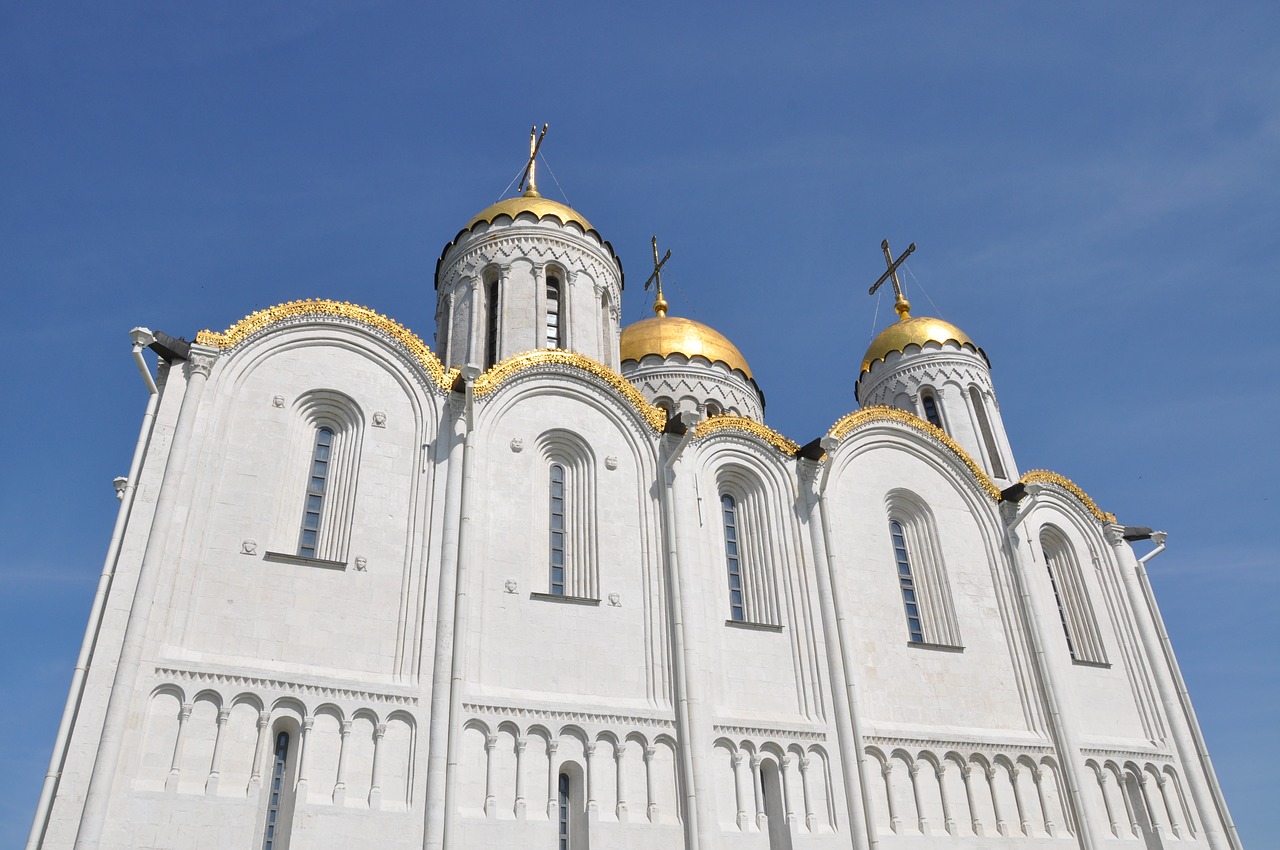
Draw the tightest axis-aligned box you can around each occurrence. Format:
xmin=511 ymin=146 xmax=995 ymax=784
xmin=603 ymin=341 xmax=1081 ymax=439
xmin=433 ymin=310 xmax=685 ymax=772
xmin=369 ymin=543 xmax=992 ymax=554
xmin=2 ymin=2 xmax=1276 ymax=845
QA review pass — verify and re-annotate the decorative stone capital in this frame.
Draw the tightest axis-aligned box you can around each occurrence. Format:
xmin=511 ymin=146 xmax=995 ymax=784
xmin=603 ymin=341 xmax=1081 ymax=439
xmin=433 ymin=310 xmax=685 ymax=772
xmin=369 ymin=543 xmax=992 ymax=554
xmin=485 ymin=734 xmax=498 ymax=752
xmin=217 ymin=708 xmax=231 ymax=725
xmin=179 ymin=703 xmax=193 ymax=722
xmin=643 ymin=746 xmax=655 ymax=763
xmin=187 ymin=350 xmax=217 ymax=378
xmin=374 ymin=723 xmax=387 ymax=739
xmin=302 ymin=717 xmax=315 ymax=733
xmin=340 ymin=721 xmax=352 ymax=737
xmin=258 ymin=711 xmax=271 ymax=730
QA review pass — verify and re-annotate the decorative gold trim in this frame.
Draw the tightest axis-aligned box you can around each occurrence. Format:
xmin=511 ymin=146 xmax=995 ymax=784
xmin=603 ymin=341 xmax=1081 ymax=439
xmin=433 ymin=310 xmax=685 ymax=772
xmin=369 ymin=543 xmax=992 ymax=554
xmin=694 ymin=415 xmax=800 ymax=456
xmin=826 ymin=406 xmax=1001 ymax=500
xmin=471 ymin=349 xmax=666 ymax=431
xmin=196 ymin=299 xmax=456 ymax=389
xmin=1020 ymin=470 xmax=1117 ymax=523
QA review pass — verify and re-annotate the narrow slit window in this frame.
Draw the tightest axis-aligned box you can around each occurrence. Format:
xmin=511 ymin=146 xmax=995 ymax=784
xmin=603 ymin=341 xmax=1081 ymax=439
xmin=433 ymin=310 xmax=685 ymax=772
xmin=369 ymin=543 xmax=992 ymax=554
xmin=970 ymin=386 xmax=1006 ymax=478
xmin=723 ymin=494 xmax=745 ymax=622
xmin=262 ymin=731 xmax=290 ymax=850
xmin=557 ymin=772 xmax=571 ymax=850
xmin=890 ymin=520 xmax=925 ymax=643
xmin=921 ymin=391 xmax=942 ymax=428
xmin=485 ymin=278 xmax=500 ymax=369
xmin=549 ymin=464 xmax=566 ymax=595
xmin=298 ymin=427 xmax=334 ymax=558
xmin=1045 ymin=555 xmax=1078 ymax=659
xmin=437 ymin=299 xmax=451 ymax=365
xmin=546 ymin=275 xmax=562 ymax=349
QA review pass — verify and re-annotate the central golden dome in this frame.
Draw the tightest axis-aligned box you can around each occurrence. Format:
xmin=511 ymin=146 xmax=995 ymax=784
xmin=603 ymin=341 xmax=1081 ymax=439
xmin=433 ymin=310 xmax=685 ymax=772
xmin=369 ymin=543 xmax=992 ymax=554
xmin=465 ymin=194 xmax=594 ymax=233
xmin=860 ymin=314 xmax=980 ymax=374
xmin=621 ymin=315 xmax=753 ymax=379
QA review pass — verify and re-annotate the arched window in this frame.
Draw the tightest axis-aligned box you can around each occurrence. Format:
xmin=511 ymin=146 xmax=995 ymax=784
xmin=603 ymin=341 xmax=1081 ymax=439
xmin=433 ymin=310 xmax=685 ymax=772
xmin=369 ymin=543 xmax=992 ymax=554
xmin=545 ymin=273 xmax=562 ymax=349
xmin=890 ymin=520 xmax=925 ymax=643
xmin=298 ymin=428 xmax=334 ymax=558
xmin=722 ymin=494 xmax=745 ymax=622
xmin=705 ymin=400 xmax=723 ymax=418
xmin=718 ymin=482 xmax=781 ymax=626
xmin=437 ymin=297 xmax=451 ymax=365
xmin=599 ymin=290 xmax=612 ymax=367
xmin=920 ymin=390 xmax=943 ymax=429
xmin=276 ymin=391 xmax=363 ymax=565
xmin=557 ymin=772 xmax=571 ymax=850
xmin=969 ymin=386 xmax=1006 ymax=479
xmin=885 ymin=493 xmax=962 ymax=647
xmin=262 ymin=730 xmax=294 ymax=850
xmin=549 ymin=464 xmax=567 ymax=596
xmin=1041 ymin=527 xmax=1107 ymax=664
xmin=537 ymin=433 xmax=598 ymax=601
xmin=761 ymin=758 xmax=793 ymax=850
xmin=485 ymin=277 xmax=500 ymax=369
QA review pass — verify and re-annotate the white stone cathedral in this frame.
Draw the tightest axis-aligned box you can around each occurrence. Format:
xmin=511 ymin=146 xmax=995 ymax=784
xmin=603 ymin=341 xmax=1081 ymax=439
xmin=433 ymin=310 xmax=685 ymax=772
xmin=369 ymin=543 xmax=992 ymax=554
xmin=30 ymin=161 xmax=1241 ymax=850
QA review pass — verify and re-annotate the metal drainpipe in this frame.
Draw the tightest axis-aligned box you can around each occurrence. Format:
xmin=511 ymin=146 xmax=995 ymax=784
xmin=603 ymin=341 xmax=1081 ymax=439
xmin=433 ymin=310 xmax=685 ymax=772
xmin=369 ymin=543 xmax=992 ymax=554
xmin=1131 ymin=535 xmax=1242 ymax=850
xmin=1001 ymin=488 xmax=1104 ymax=850
xmin=657 ymin=411 xmax=704 ymax=850
xmin=26 ymin=330 xmax=161 ymax=850
xmin=809 ymin=436 xmax=876 ymax=850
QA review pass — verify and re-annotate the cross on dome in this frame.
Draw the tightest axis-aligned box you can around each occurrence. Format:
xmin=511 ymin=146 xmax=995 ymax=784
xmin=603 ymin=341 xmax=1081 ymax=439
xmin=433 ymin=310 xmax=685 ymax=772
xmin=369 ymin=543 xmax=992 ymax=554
xmin=518 ymin=123 xmax=549 ymax=198
xmin=868 ymin=238 xmax=916 ymax=320
xmin=643 ymin=235 xmax=673 ymax=317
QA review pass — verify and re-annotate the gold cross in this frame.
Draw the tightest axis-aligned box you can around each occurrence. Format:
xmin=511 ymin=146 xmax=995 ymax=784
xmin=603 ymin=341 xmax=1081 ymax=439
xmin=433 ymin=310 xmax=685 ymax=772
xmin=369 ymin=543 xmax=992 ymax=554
xmin=519 ymin=123 xmax=549 ymax=197
xmin=868 ymin=238 xmax=916 ymax=319
xmin=643 ymin=236 xmax=673 ymax=317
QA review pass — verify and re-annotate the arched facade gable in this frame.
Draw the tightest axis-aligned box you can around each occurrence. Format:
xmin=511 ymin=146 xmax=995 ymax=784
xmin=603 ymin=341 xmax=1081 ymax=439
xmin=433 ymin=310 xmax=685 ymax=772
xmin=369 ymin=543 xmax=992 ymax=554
xmin=472 ymin=350 xmax=666 ymax=437
xmin=197 ymin=299 xmax=455 ymax=391
xmin=826 ymin=427 xmax=1004 ymax=551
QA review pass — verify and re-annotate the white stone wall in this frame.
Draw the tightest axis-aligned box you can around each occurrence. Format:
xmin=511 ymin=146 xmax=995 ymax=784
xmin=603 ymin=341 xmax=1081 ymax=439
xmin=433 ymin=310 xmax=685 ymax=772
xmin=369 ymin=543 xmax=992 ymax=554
xmin=38 ymin=311 xmax=1231 ymax=850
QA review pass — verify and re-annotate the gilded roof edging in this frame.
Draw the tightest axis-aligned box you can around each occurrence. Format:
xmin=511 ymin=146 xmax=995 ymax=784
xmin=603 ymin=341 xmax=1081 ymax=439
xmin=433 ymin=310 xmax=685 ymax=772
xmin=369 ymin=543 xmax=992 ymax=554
xmin=826 ymin=406 xmax=1001 ymax=501
xmin=693 ymin=416 xmax=800 ymax=456
xmin=1020 ymin=470 xmax=1117 ymax=523
xmin=471 ymin=349 xmax=666 ymax=432
xmin=195 ymin=299 xmax=456 ymax=390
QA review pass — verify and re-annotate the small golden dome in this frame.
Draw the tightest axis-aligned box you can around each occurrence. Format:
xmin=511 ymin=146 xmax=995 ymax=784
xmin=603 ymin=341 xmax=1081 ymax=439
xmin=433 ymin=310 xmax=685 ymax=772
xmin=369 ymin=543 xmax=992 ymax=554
xmin=860 ymin=314 xmax=980 ymax=374
xmin=466 ymin=194 xmax=594 ymax=233
xmin=621 ymin=315 xmax=753 ymax=379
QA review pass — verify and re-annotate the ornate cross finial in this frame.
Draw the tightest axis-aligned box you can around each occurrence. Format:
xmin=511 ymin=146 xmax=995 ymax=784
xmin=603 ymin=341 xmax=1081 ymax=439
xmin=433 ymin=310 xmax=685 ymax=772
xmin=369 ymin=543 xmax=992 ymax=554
xmin=643 ymin=235 xmax=672 ymax=317
xmin=868 ymin=239 xmax=916 ymax=320
xmin=519 ymin=123 xmax=549 ymax=198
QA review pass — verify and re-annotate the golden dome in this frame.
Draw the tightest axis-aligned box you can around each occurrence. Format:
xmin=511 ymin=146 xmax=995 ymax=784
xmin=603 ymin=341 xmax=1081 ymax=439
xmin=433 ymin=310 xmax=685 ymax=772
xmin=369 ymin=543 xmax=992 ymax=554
xmin=621 ymin=315 xmax=753 ymax=379
xmin=466 ymin=193 xmax=594 ymax=233
xmin=860 ymin=314 xmax=980 ymax=374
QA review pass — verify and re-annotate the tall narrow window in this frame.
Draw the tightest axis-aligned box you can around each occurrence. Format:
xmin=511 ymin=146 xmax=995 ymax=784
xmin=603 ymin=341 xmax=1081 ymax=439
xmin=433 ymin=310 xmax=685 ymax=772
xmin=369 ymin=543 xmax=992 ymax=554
xmin=722 ymin=494 xmax=745 ymax=622
xmin=890 ymin=520 xmax=925 ymax=643
xmin=558 ymin=772 xmax=571 ymax=850
xmin=1041 ymin=528 xmax=1107 ymax=664
xmin=485 ymin=278 xmax=500 ymax=369
xmin=599 ymin=291 xmax=611 ymax=366
xmin=262 ymin=731 xmax=290 ymax=850
xmin=298 ymin=428 xmax=334 ymax=558
xmin=437 ymin=299 xmax=451 ymax=365
xmin=921 ymin=390 xmax=943 ymax=428
xmin=546 ymin=274 xmax=562 ymax=348
xmin=969 ymin=386 xmax=1006 ymax=478
xmin=549 ymin=464 xmax=566 ymax=596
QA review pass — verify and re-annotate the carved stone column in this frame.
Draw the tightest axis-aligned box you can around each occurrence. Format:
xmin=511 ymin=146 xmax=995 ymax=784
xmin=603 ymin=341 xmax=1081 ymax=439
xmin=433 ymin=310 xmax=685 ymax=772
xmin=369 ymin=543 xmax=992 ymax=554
xmin=643 ymin=745 xmax=658 ymax=823
xmin=751 ymin=755 xmax=766 ymax=829
xmin=333 ymin=720 xmax=352 ymax=806
xmin=294 ymin=717 xmax=314 ymax=803
xmin=1096 ymin=768 xmax=1120 ymax=837
xmin=730 ymin=751 xmax=749 ymax=830
xmin=584 ymin=741 xmax=598 ymax=820
xmin=909 ymin=761 xmax=929 ymax=834
xmin=483 ymin=734 xmax=498 ymax=818
xmin=1011 ymin=763 xmax=1031 ymax=835
xmin=615 ymin=743 xmax=628 ymax=823
xmin=249 ymin=711 xmax=271 ymax=792
xmin=986 ymin=765 xmax=1008 ymax=836
xmin=547 ymin=740 xmax=561 ymax=820
xmin=165 ymin=702 xmax=193 ymax=793
xmin=780 ymin=754 xmax=795 ymax=824
xmin=1033 ymin=765 xmax=1056 ymax=836
xmin=798 ymin=756 xmax=815 ymax=832
xmin=368 ymin=722 xmax=386 ymax=810
xmin=205 ymin=707 xmax=231 ymax=795
xmin=882 ymin=761 xmax=900 ymax=834
xmin=935 ymin=761 xmax=957 ymax=835
xmin=514 ymin=737 xmax=528 ymax=820
xmin=961 ymin=763 xmax=984 ymax=836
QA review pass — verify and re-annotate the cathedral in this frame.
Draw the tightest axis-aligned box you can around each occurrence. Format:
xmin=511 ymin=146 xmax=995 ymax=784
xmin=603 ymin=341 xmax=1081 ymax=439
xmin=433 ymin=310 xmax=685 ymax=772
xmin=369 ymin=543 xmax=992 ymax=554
xmin=29 ymin=141 xmax=1240 ymax=850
